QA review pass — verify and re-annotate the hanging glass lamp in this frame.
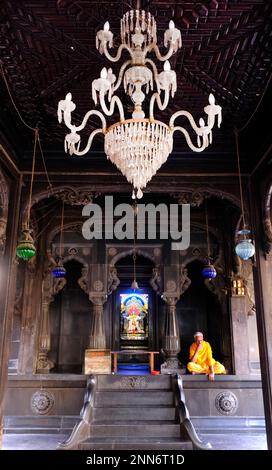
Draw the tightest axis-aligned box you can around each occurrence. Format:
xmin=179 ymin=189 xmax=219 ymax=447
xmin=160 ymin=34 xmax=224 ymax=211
xmin=16 ymin=228 xmax=36 ymax=260
xmin=202 ymin=263 xmax=217 ymax=280
xmin=52 ymin=258 xmax=66 ymax=278
xmin=235 ymin=229 xmax=255 ymax=261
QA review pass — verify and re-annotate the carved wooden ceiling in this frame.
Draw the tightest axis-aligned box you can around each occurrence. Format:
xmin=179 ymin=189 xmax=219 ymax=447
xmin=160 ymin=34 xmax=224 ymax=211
xmin=0 ymin=0 xmax=271 ymax=173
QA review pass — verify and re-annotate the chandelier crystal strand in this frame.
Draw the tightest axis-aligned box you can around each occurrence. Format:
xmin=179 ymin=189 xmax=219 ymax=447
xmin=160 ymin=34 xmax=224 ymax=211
xmin=58 ymin=9 xmax=222 ymax=198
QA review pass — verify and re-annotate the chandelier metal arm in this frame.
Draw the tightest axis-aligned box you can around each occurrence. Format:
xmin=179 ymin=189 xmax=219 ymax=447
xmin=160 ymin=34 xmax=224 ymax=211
xmin=99 ymin=92 xmax=125 ymax=121
xmin=173 ymin=126 xmax=209 ymax=152
xmin=149 ymin=90 xmax=170 ymax=120
xmin=113 ymin=60 xmax=132 ymax=93
xmin=147 ymin=44 xmax=175 ymax=62
xmin=75 ymin=110 xmax=107 ymax=132
xmin=72 ymin=129 xmax=104 ymax=156
xmin=102 ymin=43 xmax=134 ymax=63
xmin=170 ymin=110 xmax=208 ymax=135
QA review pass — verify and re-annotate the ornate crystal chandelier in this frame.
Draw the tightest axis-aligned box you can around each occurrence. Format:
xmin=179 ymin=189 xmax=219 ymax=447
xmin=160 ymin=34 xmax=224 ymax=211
xmin=58 ymin=9 xmax=222 ymax=199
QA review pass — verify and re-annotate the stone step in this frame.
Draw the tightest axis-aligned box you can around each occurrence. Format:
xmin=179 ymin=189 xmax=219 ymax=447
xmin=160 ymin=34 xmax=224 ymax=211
xmin=89 ymin=423 xmax=181 ymax=438
xmin=79 ymin=437 xmax=192 ymax=450
xmin=96 ymin=374 xmax=172 ymax=391
xmin=94 ymin=390 xmax=174 ymax=406
xmin=93 ymin=406 xmax=176 ymax=421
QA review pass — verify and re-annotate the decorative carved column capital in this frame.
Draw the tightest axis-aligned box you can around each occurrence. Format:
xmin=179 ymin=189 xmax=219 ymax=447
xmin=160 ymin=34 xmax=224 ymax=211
xmin=162 ymin=295 xmax=179 ymax=307
xmin=78 ymin=266 xmax=89 ymax=294
xmin=107 ymin=266 xmax=120 ymax=295
xmin=150 ymin=265 xmax=162 ymax=294
xmin=180 ymin=267 xmax=191 ymax=295
xmin=89 ymin=293 xmax=108 ymax=306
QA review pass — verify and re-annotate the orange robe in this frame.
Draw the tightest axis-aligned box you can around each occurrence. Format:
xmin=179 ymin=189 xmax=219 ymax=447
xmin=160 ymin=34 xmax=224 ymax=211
xmin=187 ymin=340 xmax=226 ymax=374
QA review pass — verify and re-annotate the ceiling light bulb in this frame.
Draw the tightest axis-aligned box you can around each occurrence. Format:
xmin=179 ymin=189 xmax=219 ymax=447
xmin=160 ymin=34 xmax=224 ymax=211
xmin=209 ymin=93 xmax=215 ymax=105
xmin=164 ymin=60 xmax=171 ymax=72
xmin=100 ymin=67 xmax=107 ymax=79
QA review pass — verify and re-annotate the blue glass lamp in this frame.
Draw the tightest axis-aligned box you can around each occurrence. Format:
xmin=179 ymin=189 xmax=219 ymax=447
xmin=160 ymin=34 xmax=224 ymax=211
xmin=52 ymin=258 xmax=66 ymax=278
xmin=202 ymin=263 xmax=217 ymax=280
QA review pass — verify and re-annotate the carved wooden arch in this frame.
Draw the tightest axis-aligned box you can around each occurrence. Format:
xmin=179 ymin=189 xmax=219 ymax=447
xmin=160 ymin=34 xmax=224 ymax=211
xmin=172 ymin=186 xmax=241 ymax=209
xmin=47 ymin=221 xmax=91 ymax=294
xmin=62 ymin=254 xmax=88 ymax=269
xmin=47 ymin=221 xmax=83 ymax=248
xmin=186 ymin=221 xmax=224 ymax=272
xmin=108 ymin=245 xmax=161 ymax=295
xmin=21 ymin=185 xmax=97 ymax=225
xmin=109 ymin=247 xmax=156 ymax=267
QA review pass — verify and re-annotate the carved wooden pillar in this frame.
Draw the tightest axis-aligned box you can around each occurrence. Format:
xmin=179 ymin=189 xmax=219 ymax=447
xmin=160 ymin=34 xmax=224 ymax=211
xmin=161 ymin=295 xmax=184 ymax=373
xmin=161 ymin=267 xmax=191 ymax=374
xmin=250 ymin=176 xmax=272 ymax=449
xmin=17 ymin=258 xmax=38 ymax=374
xmin=88 ymin=294 xmax=107 ymax=349
xmin=36 ymin=273 xmax=66 ymax=373
xmin=0 ymin=167 xmax=21 ymax=449
xmin=88 ymin=263 xmax=107 ymax=350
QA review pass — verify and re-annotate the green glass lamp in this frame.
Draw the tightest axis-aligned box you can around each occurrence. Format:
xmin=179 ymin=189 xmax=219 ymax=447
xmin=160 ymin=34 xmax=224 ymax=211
xmin=16 ymin=228 xmax=36 ymax=260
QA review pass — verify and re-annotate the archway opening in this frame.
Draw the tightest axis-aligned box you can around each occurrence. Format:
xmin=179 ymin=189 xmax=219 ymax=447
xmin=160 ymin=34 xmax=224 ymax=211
xmin=177 ymin=260 xmax=229 ymax=369
xmin=48 ymin=259 xmax=91 ymax=373
xmin=111 ymin=253 xmax=157 ymax=354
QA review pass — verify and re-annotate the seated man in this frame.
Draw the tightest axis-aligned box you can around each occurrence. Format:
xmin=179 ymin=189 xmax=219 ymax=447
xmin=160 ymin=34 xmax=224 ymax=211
xmin=187 ymin=331 xmax=226 ymax=381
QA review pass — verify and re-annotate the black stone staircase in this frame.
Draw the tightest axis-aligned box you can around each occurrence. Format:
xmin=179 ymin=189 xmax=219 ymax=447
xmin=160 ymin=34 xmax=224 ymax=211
xmin=58 ymin=374 xmax=211 ymax=450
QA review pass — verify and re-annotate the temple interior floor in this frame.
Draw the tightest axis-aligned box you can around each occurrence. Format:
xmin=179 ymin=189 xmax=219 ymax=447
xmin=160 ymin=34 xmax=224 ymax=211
xmin=2 ymin=432 xmax=267 ymax=451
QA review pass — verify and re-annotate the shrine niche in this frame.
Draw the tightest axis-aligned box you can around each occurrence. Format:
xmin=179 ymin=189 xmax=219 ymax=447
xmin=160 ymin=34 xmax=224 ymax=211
xmin=111 ymin=252 xmax=159 ymax=352
xmin=120 ymin=292 xmax=149 ymax=346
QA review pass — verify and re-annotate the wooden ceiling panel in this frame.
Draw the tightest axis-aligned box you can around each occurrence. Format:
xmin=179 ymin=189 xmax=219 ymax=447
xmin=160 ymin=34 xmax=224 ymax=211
xmin=0 ymin=0 xmax=271 ymax=172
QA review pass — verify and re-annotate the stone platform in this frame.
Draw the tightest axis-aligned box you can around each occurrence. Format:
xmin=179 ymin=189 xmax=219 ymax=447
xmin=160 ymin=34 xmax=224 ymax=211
xmin=3 ymin=374 xmax=265 ymax=437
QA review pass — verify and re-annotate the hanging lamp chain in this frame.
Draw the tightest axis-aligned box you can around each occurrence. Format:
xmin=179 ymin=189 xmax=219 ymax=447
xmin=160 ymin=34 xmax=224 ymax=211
xmin=205 ymin=198 xmax=211 ymax=262
xmin=133 ymin=201 xmax=138 ymax=283
xmin=234 ymin=129 xmax=246 ymax=233
xmin=26 ymin=128 xmax=39 ymax=230
xmin=59 ymin=200 xmax=65 ymax=258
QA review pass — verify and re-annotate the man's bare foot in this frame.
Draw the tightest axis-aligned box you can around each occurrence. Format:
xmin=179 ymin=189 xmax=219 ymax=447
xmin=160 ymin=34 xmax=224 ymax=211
xmin=208 ymin=373 xmax=215 ymax=382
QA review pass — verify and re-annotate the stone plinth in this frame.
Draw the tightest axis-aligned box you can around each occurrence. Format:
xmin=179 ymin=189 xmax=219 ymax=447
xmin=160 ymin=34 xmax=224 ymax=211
xmin=84 ymin=349 xmax=111 ymax=375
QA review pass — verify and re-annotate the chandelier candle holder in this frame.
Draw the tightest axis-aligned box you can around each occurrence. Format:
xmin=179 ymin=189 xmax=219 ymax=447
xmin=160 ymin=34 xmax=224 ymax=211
xmin=58 ymin=9 xmax=222 ymax=199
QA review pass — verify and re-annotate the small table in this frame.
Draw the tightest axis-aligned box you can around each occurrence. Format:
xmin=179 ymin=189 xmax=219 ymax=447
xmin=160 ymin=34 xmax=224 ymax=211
xmin=111 ymin=350 xmax=159 ymax=374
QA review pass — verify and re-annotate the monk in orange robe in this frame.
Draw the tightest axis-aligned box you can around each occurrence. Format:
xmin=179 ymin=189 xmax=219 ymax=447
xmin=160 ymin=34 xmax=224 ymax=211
xmin=187 ymin=332 xmax=226 ymax=381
